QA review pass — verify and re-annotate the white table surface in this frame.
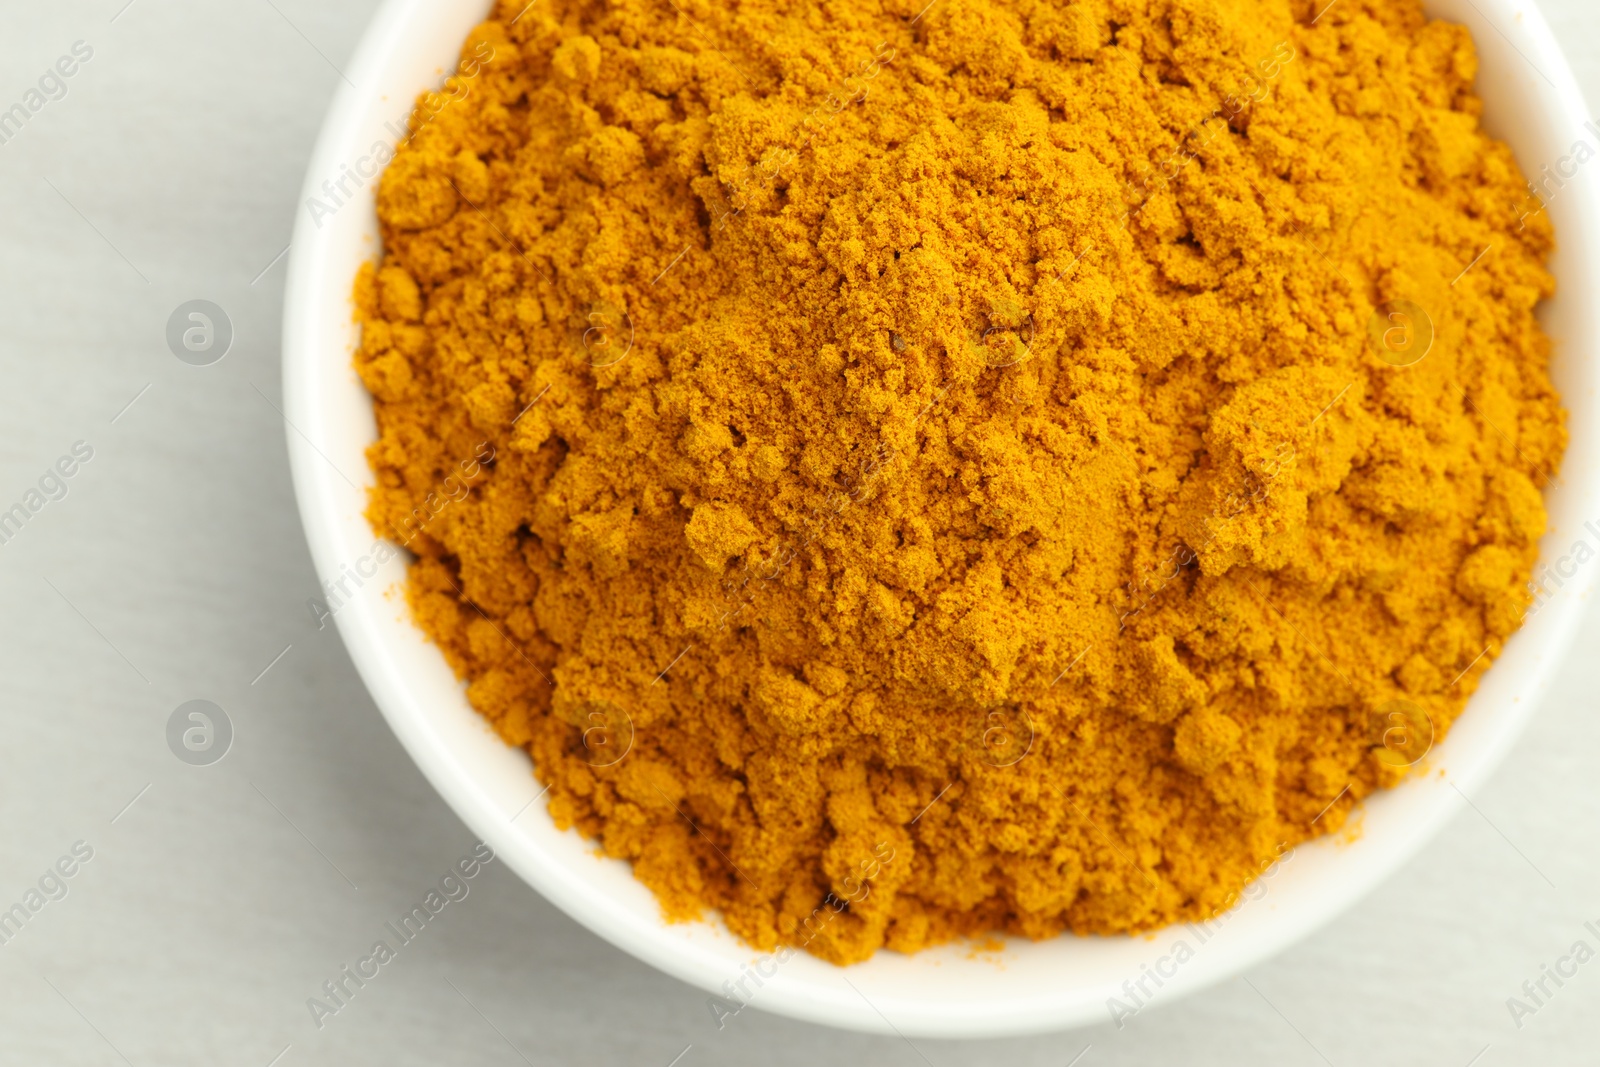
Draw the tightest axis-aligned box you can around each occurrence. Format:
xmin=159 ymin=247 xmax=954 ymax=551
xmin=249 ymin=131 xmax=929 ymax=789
xmin=2 ymin=1 xmax=1598 ymax=1064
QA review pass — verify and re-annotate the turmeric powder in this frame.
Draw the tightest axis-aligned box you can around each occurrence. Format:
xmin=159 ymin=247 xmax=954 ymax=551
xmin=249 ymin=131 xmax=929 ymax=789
xmin=354 ymin=0 xmax=1565 ymax=963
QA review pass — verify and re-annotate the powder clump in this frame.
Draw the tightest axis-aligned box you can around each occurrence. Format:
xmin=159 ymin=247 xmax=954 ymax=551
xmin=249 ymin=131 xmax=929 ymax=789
xmin=357 ymin=0 xmax=1565 ymax=963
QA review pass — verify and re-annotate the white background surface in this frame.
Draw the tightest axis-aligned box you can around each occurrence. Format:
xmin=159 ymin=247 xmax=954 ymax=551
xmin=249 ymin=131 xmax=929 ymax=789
xmin=1 ymin=1 xmax=1598 ymax=1064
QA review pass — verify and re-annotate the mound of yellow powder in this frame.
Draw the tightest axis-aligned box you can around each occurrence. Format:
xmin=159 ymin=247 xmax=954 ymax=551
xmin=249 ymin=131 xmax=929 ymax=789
xmin=355 ymin=0 xmax=1565 ymax=963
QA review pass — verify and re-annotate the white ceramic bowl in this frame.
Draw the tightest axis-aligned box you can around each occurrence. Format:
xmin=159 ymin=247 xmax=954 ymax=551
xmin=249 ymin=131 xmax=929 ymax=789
xmin=283 ymin=0 xmax=1600 ymax=1038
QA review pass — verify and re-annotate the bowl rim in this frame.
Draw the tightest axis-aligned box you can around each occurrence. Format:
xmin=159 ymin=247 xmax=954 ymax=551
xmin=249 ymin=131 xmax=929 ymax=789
xmin=282 ymin=0 xmax=1600 ymax=1038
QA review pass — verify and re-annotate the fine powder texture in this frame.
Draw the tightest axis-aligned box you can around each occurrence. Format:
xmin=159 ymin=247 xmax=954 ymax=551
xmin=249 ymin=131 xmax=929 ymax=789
xmin=354 ymin=0 xmax=1565 ymax=963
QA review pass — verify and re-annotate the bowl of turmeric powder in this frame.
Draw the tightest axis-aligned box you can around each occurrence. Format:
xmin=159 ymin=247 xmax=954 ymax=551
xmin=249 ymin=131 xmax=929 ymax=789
xmin=283 ymin=0 xmax=1600 ymax=1037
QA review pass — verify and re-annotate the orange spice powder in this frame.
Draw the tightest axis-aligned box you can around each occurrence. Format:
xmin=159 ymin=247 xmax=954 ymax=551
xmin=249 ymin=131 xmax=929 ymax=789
xmin=353 ymin=0 xmax=1565 ymax=962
